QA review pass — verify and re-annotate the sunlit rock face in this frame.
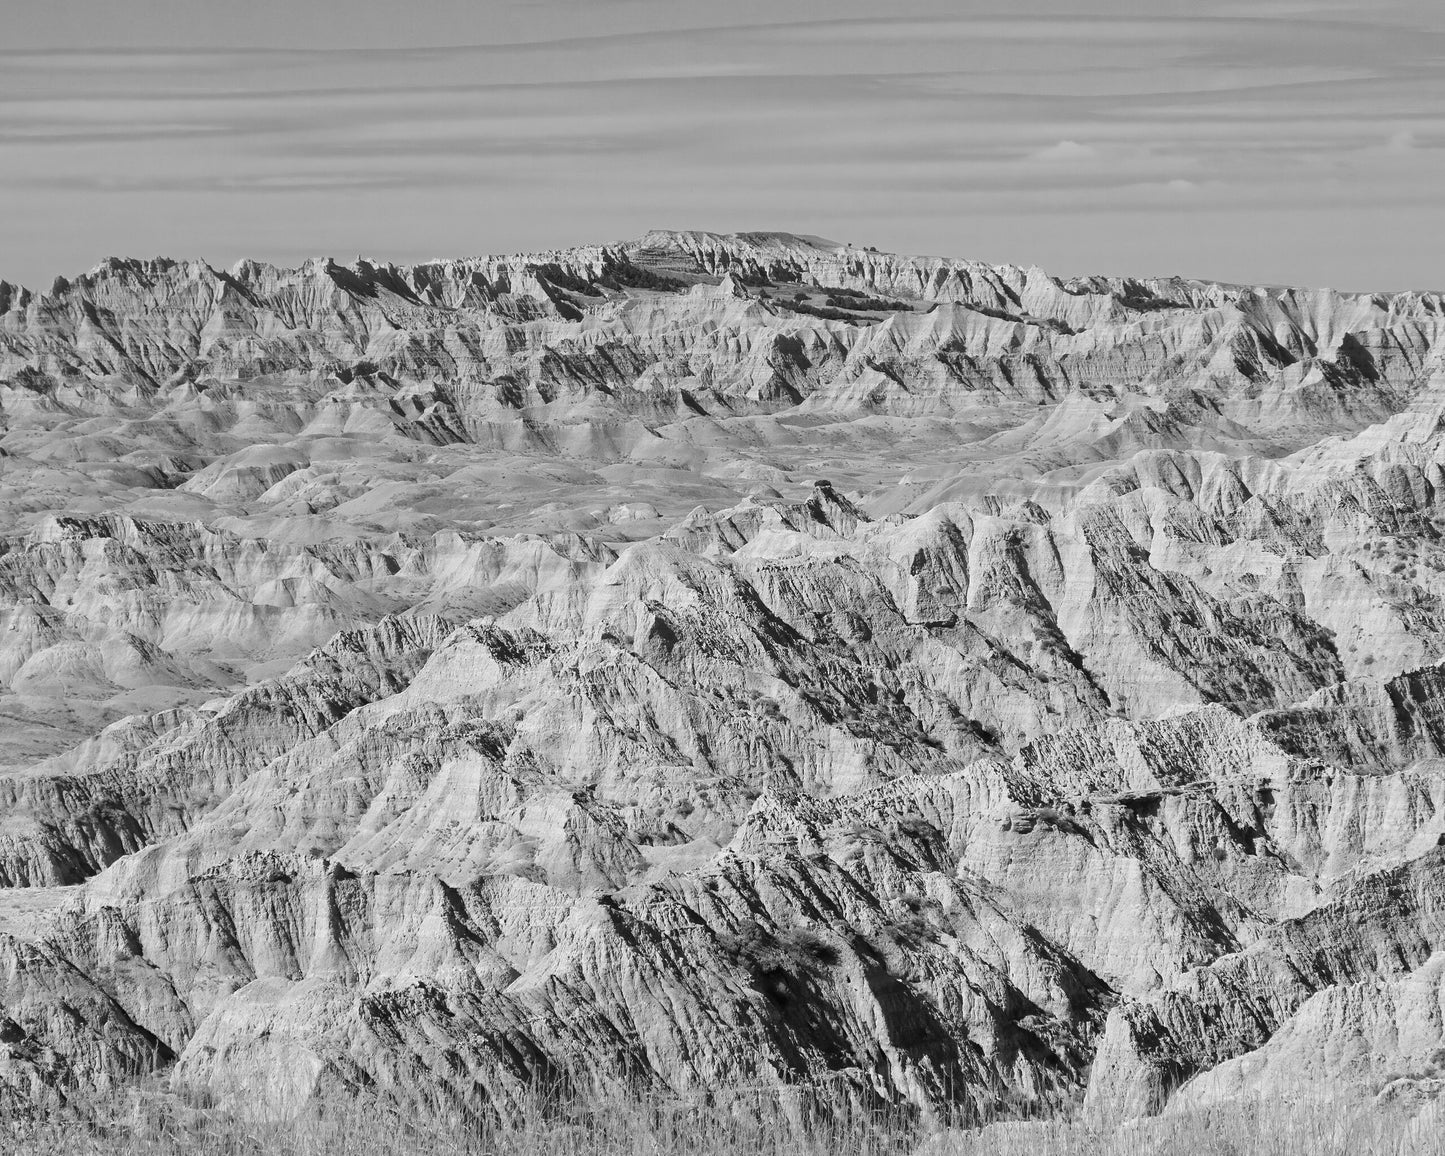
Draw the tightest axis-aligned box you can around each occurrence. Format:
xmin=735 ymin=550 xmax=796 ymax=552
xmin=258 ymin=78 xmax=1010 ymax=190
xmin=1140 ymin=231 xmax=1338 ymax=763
xmin=2 ymin=231 xmax=1445 ymax=1120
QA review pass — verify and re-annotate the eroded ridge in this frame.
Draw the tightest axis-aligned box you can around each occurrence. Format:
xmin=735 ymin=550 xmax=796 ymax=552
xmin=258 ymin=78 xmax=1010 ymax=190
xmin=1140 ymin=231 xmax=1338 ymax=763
xmin=2 ymin=231 xmax=1444 ymax=1122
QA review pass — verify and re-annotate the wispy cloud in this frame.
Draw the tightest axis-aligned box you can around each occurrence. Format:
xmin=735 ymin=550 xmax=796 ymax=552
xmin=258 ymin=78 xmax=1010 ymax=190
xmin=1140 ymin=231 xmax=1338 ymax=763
xmin=1 ymin=1 xmax=1443 ymax=289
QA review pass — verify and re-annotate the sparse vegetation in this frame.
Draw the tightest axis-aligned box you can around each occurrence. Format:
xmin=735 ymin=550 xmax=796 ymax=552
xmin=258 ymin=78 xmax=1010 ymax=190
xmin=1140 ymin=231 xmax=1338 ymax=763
xmin=878 ymin=891 xmax=942 ymax=947
xmin=5 ymin=1082 xmax=913 ymax=1156
xmin=720 ymin=920 xmax=843 ymax=973
xmin=768 ymin=286 xmax=914 ymax=321
xmin=5 ymin=1082 xmax=1442 ymax=1156
xmin=819 ymin=286 xmax=913 ymax=312
xmin=601 ymin=264 xmax=688 ymax=293
xmin=775 ymin=298 xmax=868 ymax=322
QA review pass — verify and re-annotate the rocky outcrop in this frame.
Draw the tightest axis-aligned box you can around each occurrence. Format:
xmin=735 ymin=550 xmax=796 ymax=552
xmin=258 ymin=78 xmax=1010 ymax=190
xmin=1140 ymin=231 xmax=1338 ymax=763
xmin=2 ymin=231 xmax=1444 ymax=1122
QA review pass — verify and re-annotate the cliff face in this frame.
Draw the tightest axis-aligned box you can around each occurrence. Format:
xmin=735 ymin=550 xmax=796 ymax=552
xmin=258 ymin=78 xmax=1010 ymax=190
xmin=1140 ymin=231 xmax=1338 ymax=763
xmin=2 ymin=231 xmax=1445 ymax=1120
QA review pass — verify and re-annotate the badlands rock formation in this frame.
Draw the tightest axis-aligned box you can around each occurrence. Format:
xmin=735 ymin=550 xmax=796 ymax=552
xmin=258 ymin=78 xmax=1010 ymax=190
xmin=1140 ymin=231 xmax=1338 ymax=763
xmin=1 ymin=230 xmax=1444 ymax=1121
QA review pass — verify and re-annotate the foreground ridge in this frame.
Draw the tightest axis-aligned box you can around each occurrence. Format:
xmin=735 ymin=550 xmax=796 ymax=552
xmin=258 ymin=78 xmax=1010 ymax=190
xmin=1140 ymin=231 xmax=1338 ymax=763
xmin=1 ymin=231 xmax=1444 ymax=1126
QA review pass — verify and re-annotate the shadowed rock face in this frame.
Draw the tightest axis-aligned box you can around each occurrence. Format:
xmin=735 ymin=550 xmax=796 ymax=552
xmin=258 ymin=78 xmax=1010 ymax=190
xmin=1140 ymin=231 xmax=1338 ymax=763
xmin=2 ymin=231 xmax=1445 ymax=1120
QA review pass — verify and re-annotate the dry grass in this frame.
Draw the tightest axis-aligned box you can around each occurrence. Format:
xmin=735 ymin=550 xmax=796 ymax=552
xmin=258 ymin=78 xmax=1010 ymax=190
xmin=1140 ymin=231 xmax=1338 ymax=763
xmin=5 ymin=1082 xmax=913 ymax=1156
xmin=5 ymin=1082 xmax=1442 ymax=1156
xmin=927 ymin=1097 xmax=1445 ymax=1156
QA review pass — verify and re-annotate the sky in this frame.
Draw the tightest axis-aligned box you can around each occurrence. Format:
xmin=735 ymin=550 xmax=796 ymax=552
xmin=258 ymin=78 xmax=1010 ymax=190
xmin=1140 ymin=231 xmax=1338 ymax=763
xmin=2 ymin=0 xmax=1443 ymax=291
